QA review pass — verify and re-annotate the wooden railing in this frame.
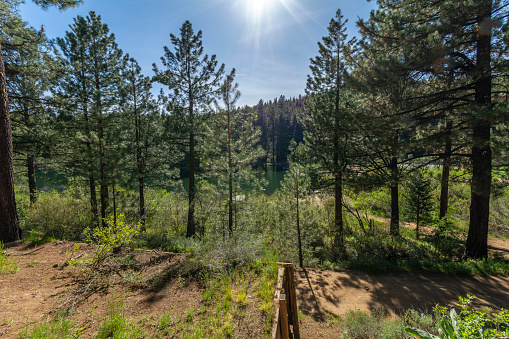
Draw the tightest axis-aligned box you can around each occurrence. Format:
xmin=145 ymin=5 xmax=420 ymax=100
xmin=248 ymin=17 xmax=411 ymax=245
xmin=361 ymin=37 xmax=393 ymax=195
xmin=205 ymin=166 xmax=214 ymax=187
xmin=271 ymin=263 xmax=300 ymax=339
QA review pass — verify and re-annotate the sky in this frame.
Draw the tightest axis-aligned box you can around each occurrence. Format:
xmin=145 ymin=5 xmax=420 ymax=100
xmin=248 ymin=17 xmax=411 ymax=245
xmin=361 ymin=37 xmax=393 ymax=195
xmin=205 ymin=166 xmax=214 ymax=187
xmin=20 ymin=0 xmax=377 ymax=107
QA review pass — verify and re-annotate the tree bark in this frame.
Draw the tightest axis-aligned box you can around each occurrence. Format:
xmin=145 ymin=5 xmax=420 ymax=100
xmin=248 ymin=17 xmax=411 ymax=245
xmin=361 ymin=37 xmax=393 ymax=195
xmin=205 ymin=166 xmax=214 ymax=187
xmin=439 ymin=120 xmax=452 ymax=219
xmin=389 ymin=156 xmax=400 ymax=236
xmin=27 ymin=154 xmax=37 ymax=204
xmin=95 ymin=69 xmax=108 ymax=226
xmin=0 ymin=42 xmax=22 ymax=243
xmin=333 ymin=172 xmax=343 ymax=259
xmin=227 ymin=104 xmax=233 ymax=238
xmin=464 ymin=2 xmax=492 ymax=259
xmin=187 ymin=94 xmax=196 ymax=237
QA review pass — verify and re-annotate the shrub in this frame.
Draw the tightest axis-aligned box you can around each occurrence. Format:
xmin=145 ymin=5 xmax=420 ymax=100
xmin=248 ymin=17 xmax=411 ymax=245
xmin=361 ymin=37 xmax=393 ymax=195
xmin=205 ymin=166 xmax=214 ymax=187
xmin=83 ymin=214 xmax=142 ymax=264
xmin=406 ymin=295 xmax=509 ymax=339
xmin=25 ymin=185 xmax=93 ymax=240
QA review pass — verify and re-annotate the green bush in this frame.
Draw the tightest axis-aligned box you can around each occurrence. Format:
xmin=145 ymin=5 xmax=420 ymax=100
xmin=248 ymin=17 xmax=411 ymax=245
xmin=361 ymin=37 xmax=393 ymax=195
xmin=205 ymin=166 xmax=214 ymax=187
xmin=25 ymin=186 xmax=93 ymax=240
xmin=407 ymin=295 xmax=509 ymax=339
xmin=340 ymin=308 xmax=408 ymax=339
xmin=84 ymin=214 xmax=142 ymax=264
xmin=144 ymin=189 xmax=187 ymax=236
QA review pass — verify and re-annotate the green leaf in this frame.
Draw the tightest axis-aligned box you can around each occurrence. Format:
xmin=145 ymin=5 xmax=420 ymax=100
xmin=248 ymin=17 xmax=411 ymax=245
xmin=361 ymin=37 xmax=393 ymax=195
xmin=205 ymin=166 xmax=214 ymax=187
xmin=405 ymin=327 xmax=440 ymax=339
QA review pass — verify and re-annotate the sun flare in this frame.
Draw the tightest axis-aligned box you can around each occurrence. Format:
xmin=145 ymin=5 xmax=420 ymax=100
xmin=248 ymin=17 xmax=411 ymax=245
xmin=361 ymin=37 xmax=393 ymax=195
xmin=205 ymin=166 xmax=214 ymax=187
xmin=247 ymin=0 xmax=275 ymax=16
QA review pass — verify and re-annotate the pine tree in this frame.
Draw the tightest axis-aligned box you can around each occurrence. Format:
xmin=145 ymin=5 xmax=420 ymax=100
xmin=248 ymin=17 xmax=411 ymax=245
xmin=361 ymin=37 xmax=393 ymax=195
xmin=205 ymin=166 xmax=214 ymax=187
xmin=120 ymin=56 xmax=179 ymax=227
xmin=153 ymin=20 xmax=225 ymax=238
xmin=54 ymin=11 xmax=124 ymax=226
xmin=403 ymin=170 xmax=433 ymax=239
xmin=0 ymin=0 xmax=82 ymax=243
xmin=358 ymin=0 xmax=509 ymax=257
xmin=280 ymin=142 xmax=310 ymax=267
xmin=4 ymin=12 xmax=43 ymax=204
xmin=304 ymin=9 xmax=358 ymax=259
xmin=202 ymin=69 xmax=264 ymax=237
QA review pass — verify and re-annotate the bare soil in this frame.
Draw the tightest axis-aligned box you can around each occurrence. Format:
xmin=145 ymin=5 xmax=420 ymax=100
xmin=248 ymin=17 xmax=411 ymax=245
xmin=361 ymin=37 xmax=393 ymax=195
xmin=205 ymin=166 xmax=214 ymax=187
xmin=0 ymin=241 xmax=264 ymax=338
xmin=2 ymin=233 xmax=509 ymax=338
xmin=296 ymin=221 xmax=509 ymax=338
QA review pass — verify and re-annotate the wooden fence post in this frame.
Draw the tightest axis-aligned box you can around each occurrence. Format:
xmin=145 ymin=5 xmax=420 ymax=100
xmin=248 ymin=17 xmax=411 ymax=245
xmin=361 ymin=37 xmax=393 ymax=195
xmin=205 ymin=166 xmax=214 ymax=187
xmin=271 ymin=263 xmax=301 ymax=339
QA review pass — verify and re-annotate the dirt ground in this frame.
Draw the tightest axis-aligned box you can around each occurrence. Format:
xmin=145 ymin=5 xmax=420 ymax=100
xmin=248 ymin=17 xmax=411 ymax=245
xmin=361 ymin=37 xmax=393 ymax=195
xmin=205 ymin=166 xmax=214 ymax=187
xmin=0 ymin=241 xmax=264 ymax=338
xmin=2 ymin=234 xmax=509 ymax=338
xmin=295 ymin=226 xmax=509 ymax=338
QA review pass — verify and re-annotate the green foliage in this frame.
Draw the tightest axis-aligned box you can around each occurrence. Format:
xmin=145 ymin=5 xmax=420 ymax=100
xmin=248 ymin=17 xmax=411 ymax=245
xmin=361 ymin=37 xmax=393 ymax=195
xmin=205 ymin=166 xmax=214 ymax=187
xmin=350 ymin=187 xmax=392 ymax=218
xmin=256 ymin=252 xmax=279 ymax=334
xmin=25 ymin=186 xmax=93 ymax=240
xmin=402 ymin=170 xmax=434 ymax=237
xmin=96 ymin=297 xmax=142 ymax=339
xmin=144 ymin=189 xmax=187 ymax=236
xmin=83 ymin=214 xmax=142 ymax=264
xmin=339 ymin=308 xmax=408 ymax=339
xmin=0 ymin=241 xmax=18 ymax=274
xmin=407 ymin=295 xmax=509 ymax=339
xmin=18 ymin=313 xmax=84 ymax=339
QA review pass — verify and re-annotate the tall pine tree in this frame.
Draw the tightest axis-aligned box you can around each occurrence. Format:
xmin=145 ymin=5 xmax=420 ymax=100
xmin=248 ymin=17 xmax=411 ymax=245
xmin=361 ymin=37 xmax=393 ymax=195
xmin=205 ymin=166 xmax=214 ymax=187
xmin=304 ymin=9 xmax=358 ymax=259
xmin=0 ymin=0 xmax=82 ymax=243
xmin=153 ymin=20 xmax=225 ymax=238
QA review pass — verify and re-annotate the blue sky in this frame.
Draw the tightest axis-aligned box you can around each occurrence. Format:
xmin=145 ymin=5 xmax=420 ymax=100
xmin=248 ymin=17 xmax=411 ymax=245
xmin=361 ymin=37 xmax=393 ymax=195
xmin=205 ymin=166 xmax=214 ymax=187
xmin=20 ymin=0 xmax=377 ymax=106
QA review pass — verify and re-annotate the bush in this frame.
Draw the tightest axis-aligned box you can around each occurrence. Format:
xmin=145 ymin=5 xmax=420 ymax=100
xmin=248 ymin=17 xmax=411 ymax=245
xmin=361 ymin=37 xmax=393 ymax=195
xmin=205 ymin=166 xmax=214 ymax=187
xmin=340 ymin=308 xmax=408 ymax=339
xmin=407 ymin=295 xmax=509 ymax=339
xmin=84 ymin=214 xmax=142 ymax=264
xmin=25 ymin=185 xmax=93 ymax=240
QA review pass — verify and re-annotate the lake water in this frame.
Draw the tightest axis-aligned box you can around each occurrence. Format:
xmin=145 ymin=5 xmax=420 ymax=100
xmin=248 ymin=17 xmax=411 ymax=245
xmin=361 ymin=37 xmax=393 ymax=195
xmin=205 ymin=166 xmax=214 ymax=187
xmin=34 ymin=166 xmax=288 ymax=195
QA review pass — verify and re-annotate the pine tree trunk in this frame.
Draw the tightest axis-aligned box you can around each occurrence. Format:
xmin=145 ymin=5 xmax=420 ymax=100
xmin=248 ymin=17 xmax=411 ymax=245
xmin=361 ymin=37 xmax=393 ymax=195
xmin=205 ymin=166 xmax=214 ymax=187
xmin=139 ymin=175 xmax=145 ymax=227
xmin=0 ymin=42 xmax=22 ymax=243
xmin=187 ymin=94 xmax=196 ymax=237
xmin=227 ymin=107 xmax=233 ymax=238
xmin=88 ymin=166 xmax=98 ymax=226
xmin=439 ymin=120 xmax=452 ymax=219
xmin=85 ymin=109 xmax=98 ymax=226
xmin=464 ymin=2 xmax=492 ymax=259
xmin=296 ymin=175 xmax=303 ymax=267
xmin=333 ymin=172 xmax=343 ymax=259
xmin=390 ymin=156 xmax=400 ymax=236
xmin=416 ymin=195 xmax=420 ymax=239
xmin=27 ymin=154 xmax=37 ymax=204
xmin=96 ymin=94 xmax=108 ymax=226
xmin=133 ymin=79 xmax=145 ymax=228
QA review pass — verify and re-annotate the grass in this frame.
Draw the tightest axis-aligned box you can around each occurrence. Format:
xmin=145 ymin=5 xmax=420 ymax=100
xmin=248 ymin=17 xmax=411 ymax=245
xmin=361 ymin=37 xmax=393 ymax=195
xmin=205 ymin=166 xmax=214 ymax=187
xmin=96 ymin=297 xmax=142 ymax=339
xmin=256 ymin=252 xmax=279 ymax=334
xmin=322 ymin=307 xmax=436 ymax=339
xmin=18 ymin=312 xmax=84 ymax=339
xmin=319 ymin=230 xmax=509 ymax=275
xmin=0 ymin=241 xmax=18 ymax=274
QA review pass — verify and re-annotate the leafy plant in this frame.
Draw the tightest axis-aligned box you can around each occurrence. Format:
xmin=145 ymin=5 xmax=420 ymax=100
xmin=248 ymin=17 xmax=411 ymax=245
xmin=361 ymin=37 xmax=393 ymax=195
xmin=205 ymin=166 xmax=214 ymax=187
xmin=406 ymin=295 xmax=509 ymax=339
xmin=83 ymin=214 xmax=142 ymax=264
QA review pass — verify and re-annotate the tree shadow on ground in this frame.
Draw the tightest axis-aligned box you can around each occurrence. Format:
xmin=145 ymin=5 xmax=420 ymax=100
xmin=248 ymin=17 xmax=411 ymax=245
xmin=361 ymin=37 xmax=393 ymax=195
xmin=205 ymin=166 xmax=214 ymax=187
xmin=295 ymin=267 xmax=509 ymax=320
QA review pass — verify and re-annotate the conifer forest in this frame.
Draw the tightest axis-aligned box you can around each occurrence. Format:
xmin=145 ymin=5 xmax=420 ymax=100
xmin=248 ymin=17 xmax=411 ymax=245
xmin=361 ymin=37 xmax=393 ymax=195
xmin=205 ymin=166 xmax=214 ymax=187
xmin=3 ymin=1 xmax=509 ymax=338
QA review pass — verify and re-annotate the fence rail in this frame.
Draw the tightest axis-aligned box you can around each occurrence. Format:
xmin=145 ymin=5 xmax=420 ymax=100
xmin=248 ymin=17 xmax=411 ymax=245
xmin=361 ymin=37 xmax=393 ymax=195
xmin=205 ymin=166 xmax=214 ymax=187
xmin=271 ymin=263 xmax=300 ymax=339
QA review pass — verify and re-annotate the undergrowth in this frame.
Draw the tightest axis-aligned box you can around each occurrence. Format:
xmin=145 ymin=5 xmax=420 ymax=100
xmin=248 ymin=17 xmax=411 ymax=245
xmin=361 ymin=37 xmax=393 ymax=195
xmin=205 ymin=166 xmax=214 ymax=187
xmin=0 ymin=241 xmax=17 ymax=274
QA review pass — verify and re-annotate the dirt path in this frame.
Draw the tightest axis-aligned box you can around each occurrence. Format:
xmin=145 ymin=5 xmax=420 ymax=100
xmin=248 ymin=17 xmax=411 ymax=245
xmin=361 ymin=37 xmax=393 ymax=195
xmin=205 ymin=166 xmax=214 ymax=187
xmin=294 ymin=223 xmax=509 ymax=338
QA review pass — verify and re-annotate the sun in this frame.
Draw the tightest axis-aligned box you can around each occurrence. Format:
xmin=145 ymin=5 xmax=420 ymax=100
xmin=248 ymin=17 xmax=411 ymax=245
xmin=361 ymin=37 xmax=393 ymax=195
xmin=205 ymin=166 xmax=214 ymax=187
xmin=247 ymin=0 xmax=275 ymax=16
